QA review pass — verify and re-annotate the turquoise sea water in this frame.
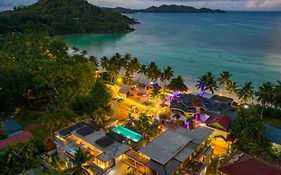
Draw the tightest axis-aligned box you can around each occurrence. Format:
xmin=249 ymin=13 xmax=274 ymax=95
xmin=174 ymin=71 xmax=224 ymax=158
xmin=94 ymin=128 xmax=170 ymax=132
xmin=66 ymin=12 xmax=281 ymax=86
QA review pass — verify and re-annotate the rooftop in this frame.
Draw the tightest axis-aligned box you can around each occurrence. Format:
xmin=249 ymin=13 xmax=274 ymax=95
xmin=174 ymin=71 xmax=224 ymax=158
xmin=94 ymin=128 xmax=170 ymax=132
xmin=119 ymin=84 xmax=132 ymax=94
xmin=1 ymin=119 xmax=23 ymax=137
xmin=219 ymin=150 xmax=281 ymax=175
xmin=208 ymin=114 xmax=231 ymax=131
xmin=264 ymin=125 xmax=281 ymax=145
xmin=210 ymin=95 xmax=234 ymax=104
xmin=140 ymin=126 xmax=214 ymax=165
xmin=0 ymin=131 xmax=33 ymax=149
xmin=56 ymin=121 xmax=131 ymax=162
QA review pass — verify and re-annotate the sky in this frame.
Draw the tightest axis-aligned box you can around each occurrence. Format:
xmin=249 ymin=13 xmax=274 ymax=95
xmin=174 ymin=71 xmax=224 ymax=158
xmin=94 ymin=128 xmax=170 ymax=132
xmin=0 ymin=0 xmax=281 ymax=11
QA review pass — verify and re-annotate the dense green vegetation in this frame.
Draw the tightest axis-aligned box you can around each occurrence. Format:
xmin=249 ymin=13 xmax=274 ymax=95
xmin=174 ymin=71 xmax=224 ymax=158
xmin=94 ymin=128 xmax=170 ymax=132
xmin=0 ymin=32 xmax=113 ymax=174
xmin=0 ymin=138 xmax=44 ymax=175
xmin=231 ymin=106 xmax=267 ymax=155
xmin=0 ymin=0 xmax=135 ymax=35
xmin=0 ymin=28 xmax=280 ymax=174
xmin=108 ymin=4 xmax=225 ymax=14
xmin=0 ymin=32 xmax=112 ymax=131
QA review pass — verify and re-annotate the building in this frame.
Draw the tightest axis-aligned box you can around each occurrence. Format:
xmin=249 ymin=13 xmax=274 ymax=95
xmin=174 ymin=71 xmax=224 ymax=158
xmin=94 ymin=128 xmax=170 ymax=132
xmin=0 ymin=119 xmax=33 ymax=149
xmin=219 ymin=150 xmax=281 ymax=175
xmin=170 ymin=94 xmax=236 ymax=122
xmin=207 ymin=115 xmax=231 ymax=132
xmin=0 ymin=131 xmax=33 ymax=149
xmin=55 ymin=121 xmax=132 ymax=174
xmin=0 ymin=119 xmax=23 ymax=137
xmin=264 ymin=125 xmax=281 ymax=156
xmin=118 ymin=84 xmax=133 ymax=98
xmin=124 ymin=126 xmax=214 ymax=175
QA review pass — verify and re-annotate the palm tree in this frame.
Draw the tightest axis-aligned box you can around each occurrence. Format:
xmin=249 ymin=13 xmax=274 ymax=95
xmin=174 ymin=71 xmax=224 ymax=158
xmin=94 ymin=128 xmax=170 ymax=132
xmin=205 ymin=72 xmax=218 ymax=94
xmin=69 ymin=148 xmax=91 ymax=175
xmin=146 ymin=62 xmax=161 ymax=81
xmin=217 ymin=71 xmax=231 ymax=95
xmin=273 ymin=81 xmax=281 ymax=109
xmin=256 ymin=82 xmax=274 ymax=119
xmin=137 ymin=64 xmax=147 ymax=82
xmin=91 ymin=106 xmax=112 ymax=127
xmin=225 ymin=80 xmax=238 ymax=96
xmin=167 ymin=76 xmax=188 ymax=92
xmin=100 ymin=56 xmax=109 ymax=71
xmin=197 ymin=72 xmax=218 ymax=94
xmin=89 ymin=56 xmax=98 ymax=68
xmin=125 ymin=57 xmax=141 ymax=83
xmin=236 ymin=81 xmax=255 ymax=104
xmin=41 ymin=105 xmax=65 ymax=136
xmin=161 ymin=66 xmax=174 ymax=94
xmin=196 ymin=72 xmax=218 ymax=94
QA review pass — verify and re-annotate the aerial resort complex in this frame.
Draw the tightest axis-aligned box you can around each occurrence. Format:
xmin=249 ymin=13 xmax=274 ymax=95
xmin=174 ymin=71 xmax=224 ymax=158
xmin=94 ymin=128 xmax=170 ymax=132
xmin=0 ymin=0 xmax=281 ymax=175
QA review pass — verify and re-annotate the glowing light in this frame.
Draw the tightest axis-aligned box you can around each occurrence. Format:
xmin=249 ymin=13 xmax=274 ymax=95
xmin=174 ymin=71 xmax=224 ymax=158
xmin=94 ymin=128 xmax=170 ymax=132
xmin=243 ymin=104 xmax=249 ymax=109
xmin=117 ymin=77 xmax=122 ymax=83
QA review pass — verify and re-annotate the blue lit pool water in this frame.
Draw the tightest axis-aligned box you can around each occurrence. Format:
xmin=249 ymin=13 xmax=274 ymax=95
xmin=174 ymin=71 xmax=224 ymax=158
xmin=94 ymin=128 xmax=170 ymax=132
xmin=112 ymin=126 xmax=143 ymax=142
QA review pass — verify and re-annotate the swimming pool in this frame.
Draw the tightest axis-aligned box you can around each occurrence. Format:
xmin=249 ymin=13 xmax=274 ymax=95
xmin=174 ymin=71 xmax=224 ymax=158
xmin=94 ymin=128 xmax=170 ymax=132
xmin=112 ymin=126 xmax=143 ymax=142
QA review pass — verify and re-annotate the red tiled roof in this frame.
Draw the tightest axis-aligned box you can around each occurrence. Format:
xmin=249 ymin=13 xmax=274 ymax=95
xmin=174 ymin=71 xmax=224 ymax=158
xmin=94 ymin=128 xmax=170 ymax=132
xmin=0 ymin=131 xmax=33 ymax=149
xmin=210 ymin=115 xmax=231 ymax=131
xmin=219 ymin=151 xmax=281 ymax=175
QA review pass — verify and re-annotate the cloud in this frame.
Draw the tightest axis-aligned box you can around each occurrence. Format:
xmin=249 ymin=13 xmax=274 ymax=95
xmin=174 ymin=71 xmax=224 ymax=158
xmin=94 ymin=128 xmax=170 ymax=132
xmin=246 ymin=0 xmax=258 ymax=8
xmin=0 ymin=0 xmax=280 ymax=11
xmin=245 ymin=0 xmax=281 ymax=9
xmin=0 ymin=0 xmax=36 ymax=10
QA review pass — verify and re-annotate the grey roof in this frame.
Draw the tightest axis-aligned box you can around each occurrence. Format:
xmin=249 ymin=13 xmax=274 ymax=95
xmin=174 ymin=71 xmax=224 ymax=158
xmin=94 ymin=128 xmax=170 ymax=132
xmin=56 ymin=121 xmax=131 ymax=162
xmin=119 ymin=84 xmax=132 ymax=94
xmin=73 ymin=129 xmax=131 ymax=162
xmin=140 ymin=126 xmax=214 ymax=165
xmin=146 ymin=159 xmax=181 ymax=175
xmin=264 ymin=125 xmax=281 ymax=145
xmin=210 ymin=95 xmax=233 ymax=104
xmin=178 ymin=126 xmax=214 ymax=145
xmin=174 ymin=142 xmax=199 ymax=162
xmin=140 ymin=130 xmax=192 ymax=165
xmin=221 ymin=111 xmax=237 ymax=121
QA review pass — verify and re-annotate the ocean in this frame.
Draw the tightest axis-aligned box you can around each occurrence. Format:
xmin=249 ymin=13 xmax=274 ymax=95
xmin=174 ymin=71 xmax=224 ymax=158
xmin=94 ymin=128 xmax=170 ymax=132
xmin=66 ymin=12 xmax=281 ymax=87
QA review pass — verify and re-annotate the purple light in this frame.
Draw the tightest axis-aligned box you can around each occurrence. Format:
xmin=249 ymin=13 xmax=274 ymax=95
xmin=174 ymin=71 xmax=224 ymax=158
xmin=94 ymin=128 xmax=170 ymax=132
xmin=173 ymin=90 xmax=180 ymax=97
xmin=200 ymin=115 xmax=208 ymax=122
xmin=184 ymin=121 xmax=190 ymax=129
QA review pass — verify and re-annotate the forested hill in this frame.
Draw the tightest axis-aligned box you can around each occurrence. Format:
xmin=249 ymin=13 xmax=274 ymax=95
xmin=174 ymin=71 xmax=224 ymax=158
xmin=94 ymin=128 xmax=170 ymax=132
xmin=0 ymin=0 xmax=136 ymax=35
xmin=108 ymin=5 xmax=225 ymax=14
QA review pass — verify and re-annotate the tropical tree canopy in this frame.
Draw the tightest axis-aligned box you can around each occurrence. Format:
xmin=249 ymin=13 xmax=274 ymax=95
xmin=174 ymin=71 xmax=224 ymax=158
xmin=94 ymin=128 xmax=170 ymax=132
xmin=273 ymin=81 xmax=281 ymax=109
xmin=231 ymin=106 xmax=267 ymax=155
xmin=71 ymin=79 xmax=112 ymax=126
xmin=196 ymin=72 xmax=218 ymax=94
xmin=256 ymin=82 xmax=274 ymax=106
xmin=69 ymin=148 xmax=91 ymax=175
xmin=217 ymin=71 xmax=231 ymax=87
xmin=0 ymin=139 xmax=44 ymax=175
xmin=236 ymin=81 xmax=255 ymax=103
xmin=167 ymin=76 xmax=188 ymax=91
xmin=0 ymin=32 xmax=97 ymax=113
xmin=146 ymin=62 xmax=161 ymax=81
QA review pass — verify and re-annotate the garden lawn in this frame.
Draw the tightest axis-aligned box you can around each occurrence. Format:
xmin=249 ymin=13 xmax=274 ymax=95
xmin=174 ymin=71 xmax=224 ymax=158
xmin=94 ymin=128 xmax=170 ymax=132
xmin=15 ymin=109 xmax=47 ymax=139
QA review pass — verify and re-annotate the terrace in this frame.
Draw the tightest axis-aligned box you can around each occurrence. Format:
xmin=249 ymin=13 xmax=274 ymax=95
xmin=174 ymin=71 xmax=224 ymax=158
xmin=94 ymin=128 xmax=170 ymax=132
xmin=55 ymin=121 xmax=132 ymax=173
xmin=124 ymin=126 xmax=214 ymax=175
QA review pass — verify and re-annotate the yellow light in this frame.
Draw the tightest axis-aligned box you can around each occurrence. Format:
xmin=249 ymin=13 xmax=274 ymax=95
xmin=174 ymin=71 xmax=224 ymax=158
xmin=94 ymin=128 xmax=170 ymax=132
xmin=117 ymin=77 xmax=122 ymax=83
